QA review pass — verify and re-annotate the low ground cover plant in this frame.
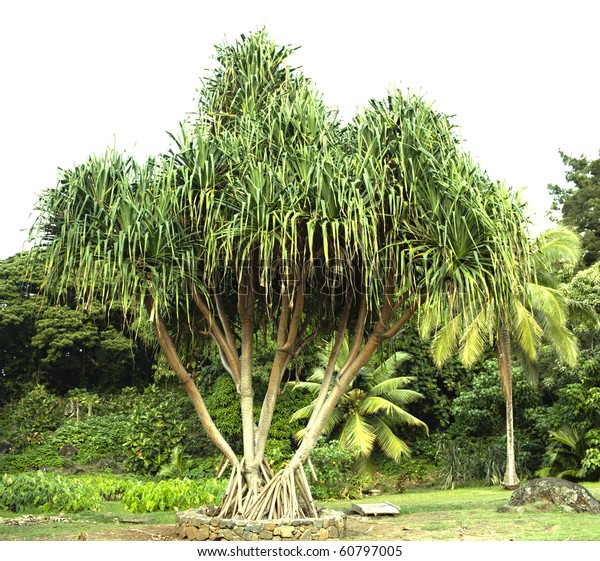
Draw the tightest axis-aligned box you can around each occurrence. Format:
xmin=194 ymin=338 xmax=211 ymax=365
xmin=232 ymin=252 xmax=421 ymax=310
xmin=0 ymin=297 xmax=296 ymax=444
xmin=0 ymin=471 xmax=102 ymax=513
xmin=120 ymin=477 xmax=226 ymax=513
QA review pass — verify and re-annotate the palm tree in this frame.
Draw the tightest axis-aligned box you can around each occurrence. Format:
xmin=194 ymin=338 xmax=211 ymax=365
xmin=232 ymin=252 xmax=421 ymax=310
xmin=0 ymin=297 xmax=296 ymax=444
xmin=31 ymin=30 xmax=533 ymax=519
xmin=428 ymin=226 xmax=581 ymax=489
xmin=291 ymin=339 xmax=427 ymax=475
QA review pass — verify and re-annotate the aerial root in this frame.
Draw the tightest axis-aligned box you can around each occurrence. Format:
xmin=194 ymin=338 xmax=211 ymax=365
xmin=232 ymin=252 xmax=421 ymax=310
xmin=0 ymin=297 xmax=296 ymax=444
xmin=216 ymin=462 xmax=317 ymax=520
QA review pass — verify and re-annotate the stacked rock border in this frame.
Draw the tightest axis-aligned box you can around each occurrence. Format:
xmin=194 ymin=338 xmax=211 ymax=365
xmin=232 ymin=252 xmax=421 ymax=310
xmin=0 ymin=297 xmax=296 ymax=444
xmin=176 ymin=508 xmax=346 ymax=541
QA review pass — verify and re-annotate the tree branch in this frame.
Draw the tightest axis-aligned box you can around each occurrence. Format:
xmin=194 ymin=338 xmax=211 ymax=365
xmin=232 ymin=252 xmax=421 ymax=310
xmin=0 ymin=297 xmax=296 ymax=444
xmin=190 ymin=283 xmax=241 ymax=386
xmin=144 ymin=295 xmax=239 ymax=468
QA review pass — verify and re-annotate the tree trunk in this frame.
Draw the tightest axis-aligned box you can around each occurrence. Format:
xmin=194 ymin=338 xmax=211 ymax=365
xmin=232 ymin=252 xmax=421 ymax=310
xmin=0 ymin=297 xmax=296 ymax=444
xmin=497 ymin=321 xmax=520 ymax=490
xmin=144 ymin=296 xmax=240 ymax=470
xmin=147 ymin=287 xmax=418 ymax=520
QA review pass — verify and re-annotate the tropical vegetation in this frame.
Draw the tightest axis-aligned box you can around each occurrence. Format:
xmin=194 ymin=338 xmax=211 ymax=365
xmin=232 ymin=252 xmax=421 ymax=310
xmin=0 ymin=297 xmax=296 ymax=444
xmin=0 ymin=29 xmax=597 ymax=527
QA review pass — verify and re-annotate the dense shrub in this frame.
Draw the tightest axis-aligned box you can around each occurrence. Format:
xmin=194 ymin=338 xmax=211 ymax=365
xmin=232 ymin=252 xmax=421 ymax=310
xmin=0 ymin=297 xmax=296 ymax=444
xmin=0 ymin=443 xmax=67 ymax=472
xmin=307 ymin=439 xmax=369 ymax=500
xmin=77 ymin=474 xmax=138 ymax=501
xmin=205 ymin=375 xmax=313 ymax=462
xmin=450 ymin=361 xmax=542 ymax=438
xmin=121 ymin=385 xmax=187 ymax=475
xmin=121 ymin=477 xmax=226 ymax=513
xmin=266 ymin=384 xmax=313 ymax=462
xmin=427 ymin=433 xmax=540 ymax=488
xmin=204 ymin=375 xmax=243 ymax=453
xmin=50 ymin=414 xmax=129 ymax=464
xmin=0 ymin=471 xmax=102 ymax=512
xmin=5 ymin=385 xmax=62 ymax=450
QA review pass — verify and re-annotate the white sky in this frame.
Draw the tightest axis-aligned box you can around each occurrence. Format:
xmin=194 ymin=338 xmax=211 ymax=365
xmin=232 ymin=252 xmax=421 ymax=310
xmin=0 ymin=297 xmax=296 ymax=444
xmin=1 ymin=0 xmax=599 ymax=259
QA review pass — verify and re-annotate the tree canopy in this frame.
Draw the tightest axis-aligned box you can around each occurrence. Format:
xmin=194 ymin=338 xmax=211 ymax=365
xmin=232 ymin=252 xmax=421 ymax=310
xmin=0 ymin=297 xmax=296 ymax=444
xmin=549 ymin=150 xmax=600 ymax=267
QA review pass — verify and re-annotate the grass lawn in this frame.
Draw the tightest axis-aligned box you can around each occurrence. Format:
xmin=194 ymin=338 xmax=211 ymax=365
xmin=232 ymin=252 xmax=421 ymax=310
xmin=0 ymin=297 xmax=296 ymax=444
xmin=1 ymin=482 xmax=599 ymax=541
xmin=335 ymin=482 xmax=600 ymax=541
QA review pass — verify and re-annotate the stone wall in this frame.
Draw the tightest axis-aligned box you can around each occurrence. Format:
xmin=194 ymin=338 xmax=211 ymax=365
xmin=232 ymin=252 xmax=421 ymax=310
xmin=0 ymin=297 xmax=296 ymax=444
xmin=176 ymin=509 xmax=346 ymax=541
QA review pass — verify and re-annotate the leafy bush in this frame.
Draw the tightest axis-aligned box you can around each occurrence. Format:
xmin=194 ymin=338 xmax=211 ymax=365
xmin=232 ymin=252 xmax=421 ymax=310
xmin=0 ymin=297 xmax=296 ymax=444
xmin=430 ymin=433 xmax=539 ymax=488
xmin=157 ymin=446 xmax=193 ymax=479
xmin=50 ymin=414 xmax=129 ymax=464
xmin=0 ymin=443 xmax=67 ymax=472
xmin=391 ymin=457 xmax=438 ymax=491
xmin=5 ymin=385 xmax=62 ymax=450
xmin=121 ymin=477 xmax=226 ymax=513
xmin=183 ymin=457 xmax=221 ymax=480
xmin=0 ymin=471 xmax=102 ymax=512
xmin=450 ymin=361 xmax=541 ymax=438
xmin=307 ymin=439 xmax=369 ymax=500
xmin=205 ymin=375 xmax=243 ymax=453
xmin=96 ymin=387 xmax=142 ymax=416
xmin=77 ymin=474 xmax=138 ymax=501
xmin=121 ymin=385 xmax=187 ymax=474
xmin=534 ymin=351 xmax=600 ymax=481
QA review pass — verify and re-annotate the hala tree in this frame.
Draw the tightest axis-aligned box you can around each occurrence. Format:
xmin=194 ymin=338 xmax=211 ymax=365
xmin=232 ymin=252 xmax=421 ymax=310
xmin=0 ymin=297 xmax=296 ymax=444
xmin=32 ymin=30 xmax=533 ymax=519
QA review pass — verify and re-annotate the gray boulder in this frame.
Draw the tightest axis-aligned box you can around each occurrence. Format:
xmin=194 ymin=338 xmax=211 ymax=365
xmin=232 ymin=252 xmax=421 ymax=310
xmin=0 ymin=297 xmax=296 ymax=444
xmin=508 ymin=478 xmax=600 ymax=513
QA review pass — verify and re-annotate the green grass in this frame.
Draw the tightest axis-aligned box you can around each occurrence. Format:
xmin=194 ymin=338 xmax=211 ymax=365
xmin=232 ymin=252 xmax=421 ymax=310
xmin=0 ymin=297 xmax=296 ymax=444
xmin=1 ymin=483 xmax=599 ymax=541
xmin=332 ymin=483 xmax=600 ymax=541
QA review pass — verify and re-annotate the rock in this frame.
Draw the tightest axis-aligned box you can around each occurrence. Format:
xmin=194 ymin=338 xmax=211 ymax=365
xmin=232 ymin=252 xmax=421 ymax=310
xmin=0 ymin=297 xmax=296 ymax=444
xmin=508 ymin=478 xmax=600 ymax=513
xmin=186 ymin=525 xmax=211 ymax=540
xmin=66 ymin=463 xmax=86 ymax=475
xmin=58 ymin=443 xmax=80 ymax=458
xmin=94 ymin=459 xmax=125 ymax=473
xmin=0 ymin=441 xmax=11 ymax=454
xmin=279 ymin=525 xmax=295 ymax=538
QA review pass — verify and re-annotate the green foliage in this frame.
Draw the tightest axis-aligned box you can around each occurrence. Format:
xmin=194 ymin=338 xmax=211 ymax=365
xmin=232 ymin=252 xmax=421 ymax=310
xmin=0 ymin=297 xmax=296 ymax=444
xmin=121 ymin=386 xmax=187 ymax=475
xmin=582 ymin=429 xmax=600 ymax=476
xmin=390 ymin=327 xmax=476 ymax=431
xmin=0 ymin=250 xmax=154 ymax=400
xmin=392 ymin=457 xmax=438 ymax=491
xmin=157 ymin=446 xmax=193 ymax=479
xmin=0 ymin=254 xmax=42 ymax=403
xmin=548 ymin=150 xmax=600 ymax=267
xmin=449 ymin=360 xmax=542 ymax=438
xmin=534 ymin=313 xmax=600 ymax=481
xmin=204 ymin=371 xmax=313 ymax=461
xmin=183 ymin=457 xmax=222 ymax=480
xmin=50 ymin=414 xmax=129 ymax=464
xmin=121 ymin=477 xmax=226 ymax=513
xmin=307 ymin=439 xmax=370 ymax=500
xmin=0 ymin=471 xmax=102 ymax=512
xmin=267 ymin=385 xmax=313 ymax=459
xmin=536 ymin=424 xmax=585 ymax=479
xmin=0 ymin=443 xmax=67 ymax=472
xmin=204 ymin=375 xmax=242 ymax=452
xmin=432 ymin=435 xmax=517 ymax=489
xmin=95 ymin=387 xmax=142 ymax=416
xmin=63 ymin=388 xmax=100 ymax=420
xmin=293 ymin=339 xmax=426 ymax=475
xmin=5 ymin=385 xmax=62 ymax=450
xmin=77 ymin=474 xmax=138 ymax=501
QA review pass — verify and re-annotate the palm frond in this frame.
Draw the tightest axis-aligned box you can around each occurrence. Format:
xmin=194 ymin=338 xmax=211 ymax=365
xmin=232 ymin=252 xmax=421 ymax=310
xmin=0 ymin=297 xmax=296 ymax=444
xmin=339 ymin=413 xmax=377 ymax=457
xmin=370 ymin=416 xmax=413 ymax=462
